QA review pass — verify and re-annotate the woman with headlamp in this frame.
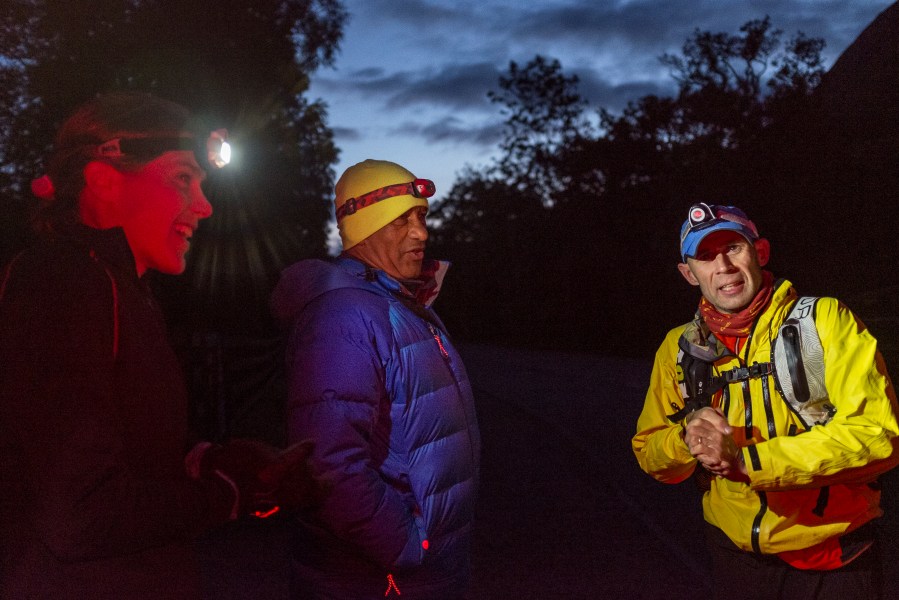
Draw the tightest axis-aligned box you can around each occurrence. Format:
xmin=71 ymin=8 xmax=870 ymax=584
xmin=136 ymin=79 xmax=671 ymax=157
xmin=0 ymin=92 xmax=312 ymax=599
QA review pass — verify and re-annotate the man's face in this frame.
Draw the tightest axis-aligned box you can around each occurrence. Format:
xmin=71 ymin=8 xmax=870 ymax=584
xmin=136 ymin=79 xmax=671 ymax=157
xmin=350 ymin=206 xmax=428 ymax=280
xmin=677 ymin=230 xmax=770 ymax=314
xmin=118 ymin=150 xmax=212 ymax=276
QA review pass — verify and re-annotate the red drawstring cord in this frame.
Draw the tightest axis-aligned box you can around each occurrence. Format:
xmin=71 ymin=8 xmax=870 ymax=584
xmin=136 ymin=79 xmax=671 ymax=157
xmin=384 ymin=573 xmax=401 ymax=596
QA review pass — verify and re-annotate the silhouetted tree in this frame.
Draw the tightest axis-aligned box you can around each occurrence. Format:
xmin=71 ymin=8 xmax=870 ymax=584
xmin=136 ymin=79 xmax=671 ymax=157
xmin=433 ymin=17 xmax=828 ymax=357
xmin=0 ymin=0 xmax=347 ymax=440
xmin=487 ymin=55 xmax=594 ymax=205
xmin=0 ymin=0 xmax=346 ymax=333
xmin=431 ymin=56 xmax=599 ymax=348
xmin=601 ymin=17 xmax=824 ymax=177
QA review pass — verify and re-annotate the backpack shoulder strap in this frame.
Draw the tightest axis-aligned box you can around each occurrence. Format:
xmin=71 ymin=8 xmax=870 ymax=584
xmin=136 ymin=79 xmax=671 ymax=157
xmin=772 ymin=296 xmax=834 ymax=426
xmin=668 ymin=323 xmax=729 ymax=423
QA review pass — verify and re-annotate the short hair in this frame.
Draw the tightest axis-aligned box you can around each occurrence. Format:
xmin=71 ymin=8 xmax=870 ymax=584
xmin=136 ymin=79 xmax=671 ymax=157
xmin=36 ymin=92 xmax=192 ymax=232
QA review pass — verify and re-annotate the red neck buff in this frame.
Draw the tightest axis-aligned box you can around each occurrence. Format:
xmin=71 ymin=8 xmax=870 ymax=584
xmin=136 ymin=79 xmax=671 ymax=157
xmin=699 ymin=271 xmax=774 ymax=338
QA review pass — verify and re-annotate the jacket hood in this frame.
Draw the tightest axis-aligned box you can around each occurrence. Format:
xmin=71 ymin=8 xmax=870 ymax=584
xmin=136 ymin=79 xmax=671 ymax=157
xmin=270 ymin=257 xmax=449 ymax=324
xmin=270 ymin=258 xmax=361 ymax=324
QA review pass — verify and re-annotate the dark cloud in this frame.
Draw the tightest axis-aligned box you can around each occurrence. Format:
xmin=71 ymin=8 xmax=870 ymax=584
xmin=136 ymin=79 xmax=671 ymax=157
xmin=502 ymin=1 xmax=710 ymax=49
xmin=495 ymin=0 xmax=885 ymax=64
xmin=350 ymin=0 xmax=461 ymax=23
xmin=348 ymin=66 xmax=386 ymax=79
xmin=315 ymin=61 xmax=502 ymax=113
xmin=347 ymin=70 xmax=414 ymax=94
xmin=313 ymin=0 xmax=892 ymax=186
xmin=331 ymin=126 xmax=362 ymax=142
xmin=383 ymin=63 xmax=503 ymax=111
xmin=573 ymin=68 xmax=675 ymax=111
xmin=319 ymin=55 xmax=669 ymax=120
xmin=390 ymin=116 xmax=504 ymax=147
xmin=321 ymin=0 xmax=890 ymax=123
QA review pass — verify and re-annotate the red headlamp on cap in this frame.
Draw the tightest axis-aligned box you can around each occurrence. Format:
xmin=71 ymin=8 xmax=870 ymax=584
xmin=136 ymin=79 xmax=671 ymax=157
xmin=336 ymin=178 xmax=435 ymax=222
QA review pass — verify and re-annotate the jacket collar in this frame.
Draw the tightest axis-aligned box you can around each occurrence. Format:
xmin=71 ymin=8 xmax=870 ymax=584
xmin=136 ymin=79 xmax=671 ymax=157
xmin=55 ymin=222 xmax=138 ymax=278
xmin=681 ymin=277 xmax=797 ymax=361
xmin=336 ymin=255 xmax=450 ymax=308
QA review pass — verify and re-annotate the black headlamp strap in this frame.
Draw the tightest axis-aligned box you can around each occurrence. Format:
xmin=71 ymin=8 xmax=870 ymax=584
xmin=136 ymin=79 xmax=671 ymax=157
xmin=96 ymin=136 xmax=195 ymax=160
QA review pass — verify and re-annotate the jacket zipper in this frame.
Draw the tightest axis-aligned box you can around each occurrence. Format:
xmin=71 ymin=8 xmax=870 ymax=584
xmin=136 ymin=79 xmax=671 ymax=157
xmin=425 ymin=321 xmax=478 ymax=469
xmin=740 ymin=318 xmax=774 ymax=554
xmin=428 ymin=323 xmax=449 ymax=360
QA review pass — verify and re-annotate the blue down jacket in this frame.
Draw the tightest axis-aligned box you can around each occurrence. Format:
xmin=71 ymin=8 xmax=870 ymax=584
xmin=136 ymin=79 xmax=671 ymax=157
xmin=271 ymin=256 xmax=480 ymax=599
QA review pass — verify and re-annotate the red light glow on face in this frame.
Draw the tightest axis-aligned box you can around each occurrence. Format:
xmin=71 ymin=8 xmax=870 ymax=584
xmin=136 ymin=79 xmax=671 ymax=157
xmin=422 ymin=539 xmax=429 ymax=550
xmin=118 ymin=151 xmax=212 ymax=276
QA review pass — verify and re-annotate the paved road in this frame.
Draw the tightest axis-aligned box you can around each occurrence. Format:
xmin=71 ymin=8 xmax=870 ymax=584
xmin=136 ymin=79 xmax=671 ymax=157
xmin=462 ymin=343 xmax=710 ymax=599
xmin=197 ymin=342 xmax=899 ymax=599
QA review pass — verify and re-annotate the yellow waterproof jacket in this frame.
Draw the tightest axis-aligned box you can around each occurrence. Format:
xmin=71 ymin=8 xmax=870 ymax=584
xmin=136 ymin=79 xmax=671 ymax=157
xmin=633 ymin=279 xmax=899 ymax=557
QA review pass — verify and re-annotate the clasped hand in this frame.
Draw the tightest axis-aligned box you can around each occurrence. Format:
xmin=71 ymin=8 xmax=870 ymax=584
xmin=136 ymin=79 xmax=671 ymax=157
xmin=684 ymin=407 xmax=749 ymax=483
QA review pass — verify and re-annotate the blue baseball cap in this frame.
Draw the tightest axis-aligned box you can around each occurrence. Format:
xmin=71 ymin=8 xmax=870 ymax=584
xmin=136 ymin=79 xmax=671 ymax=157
xmin=679 ymin=203 xmax=759 ymax=261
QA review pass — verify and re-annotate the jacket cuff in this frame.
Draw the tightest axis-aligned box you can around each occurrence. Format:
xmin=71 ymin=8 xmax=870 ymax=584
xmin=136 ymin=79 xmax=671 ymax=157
xmin=670 ymin=426 xmax=694 ymax=462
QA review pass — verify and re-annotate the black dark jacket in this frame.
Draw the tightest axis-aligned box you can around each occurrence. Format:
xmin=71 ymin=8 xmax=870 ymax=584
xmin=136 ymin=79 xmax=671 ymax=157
xmin=0 ymin=224 xmax=233 ymax=599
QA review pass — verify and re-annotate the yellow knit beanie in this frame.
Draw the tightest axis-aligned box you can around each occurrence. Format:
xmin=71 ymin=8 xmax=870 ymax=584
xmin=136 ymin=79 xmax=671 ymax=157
xmin=335 ymin=159 xmax=432 ymax=250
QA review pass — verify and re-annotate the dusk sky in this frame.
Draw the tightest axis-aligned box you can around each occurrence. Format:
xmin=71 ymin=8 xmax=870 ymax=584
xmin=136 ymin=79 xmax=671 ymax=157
xmin=309 ymin=0 xmax=894 ymax=207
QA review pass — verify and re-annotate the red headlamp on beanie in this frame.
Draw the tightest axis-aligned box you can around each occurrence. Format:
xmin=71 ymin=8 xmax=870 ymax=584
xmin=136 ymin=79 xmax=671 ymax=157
xmin=336 ymin=178 xmax=435 ymax=222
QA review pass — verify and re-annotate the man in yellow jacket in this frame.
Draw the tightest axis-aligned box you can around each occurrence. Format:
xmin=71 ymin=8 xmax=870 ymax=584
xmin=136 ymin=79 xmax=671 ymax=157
xmin=633 ymin=203 xmax=899 ymax=599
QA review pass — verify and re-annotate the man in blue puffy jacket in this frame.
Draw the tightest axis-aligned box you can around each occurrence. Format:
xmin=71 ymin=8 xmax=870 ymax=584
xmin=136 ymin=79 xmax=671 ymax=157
xmin=271 ymin=159 xmax=481 ymax=599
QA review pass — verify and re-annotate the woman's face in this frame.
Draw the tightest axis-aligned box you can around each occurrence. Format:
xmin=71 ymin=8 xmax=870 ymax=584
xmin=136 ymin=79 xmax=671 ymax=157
xmin=117 ymin=150 xmax=212 ymax=276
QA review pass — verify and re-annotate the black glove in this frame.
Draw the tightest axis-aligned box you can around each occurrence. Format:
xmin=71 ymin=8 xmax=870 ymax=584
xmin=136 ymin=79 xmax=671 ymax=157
xmin=186 ymin=438 xmax=318 ymax=518
xmin=253 ymin=440 xmax=323 ymax=514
